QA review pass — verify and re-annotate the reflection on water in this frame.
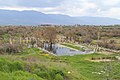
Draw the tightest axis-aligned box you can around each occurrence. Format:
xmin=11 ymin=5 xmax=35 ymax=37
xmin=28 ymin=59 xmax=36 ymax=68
xmin=43 ymin=43 xmax=93 ymax=56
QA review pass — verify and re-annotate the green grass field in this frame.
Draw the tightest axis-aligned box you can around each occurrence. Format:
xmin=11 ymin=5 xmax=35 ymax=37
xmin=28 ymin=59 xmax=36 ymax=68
xmin=60 ymin=53 xmax=120 ymax=80
xmin=0 ymin=48 xmax=85 ymax=80
xmin=0 ymin=47 xmax=119 ymax=80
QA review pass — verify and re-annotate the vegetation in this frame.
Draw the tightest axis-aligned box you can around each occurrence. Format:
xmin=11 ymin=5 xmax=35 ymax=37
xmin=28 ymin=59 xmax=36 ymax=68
xmin=62 ymin=43 xmax=85 ymax=51
xmin=60 ymin=53 xmax=120 ymax=80
xmin=0 ymin=47 xmax=119 ymax=80
xmin=0 ymin=48 xmax=86 ymax=80
xmin=0 ymin=25 xmax=120 ymax=80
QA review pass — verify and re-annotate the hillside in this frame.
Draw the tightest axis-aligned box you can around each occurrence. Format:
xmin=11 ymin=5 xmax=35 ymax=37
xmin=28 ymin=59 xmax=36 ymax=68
xmin=0 ymin=10 xmax=120 ymax=25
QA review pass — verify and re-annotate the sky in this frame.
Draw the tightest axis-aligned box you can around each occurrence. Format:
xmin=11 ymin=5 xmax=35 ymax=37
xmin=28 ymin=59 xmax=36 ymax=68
xmin=0 ymin=0 xmax=120 ymax=19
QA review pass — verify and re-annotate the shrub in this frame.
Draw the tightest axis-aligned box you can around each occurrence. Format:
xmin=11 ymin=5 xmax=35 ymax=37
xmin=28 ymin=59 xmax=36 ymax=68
xmin=32 ymin=65 xmax=65 ymax=80
xmin=0 ymin=58 xmax=24 ymax=72
xmin=0 ymin=43 xmax=23 ymax=54
xmin=54 ymin=74 xmax=64 ymax=80
xmin=0 ymin=71 xmax=44 ymax=80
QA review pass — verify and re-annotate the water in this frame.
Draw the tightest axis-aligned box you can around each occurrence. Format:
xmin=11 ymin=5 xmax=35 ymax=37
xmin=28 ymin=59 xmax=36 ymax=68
xmin=43 ymin=43 xmax=94 ymax=56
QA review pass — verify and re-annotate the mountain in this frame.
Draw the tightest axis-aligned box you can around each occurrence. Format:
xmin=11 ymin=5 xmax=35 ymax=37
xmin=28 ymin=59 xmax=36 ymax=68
xmin=0 ymin=9 xmax=120 ymax=25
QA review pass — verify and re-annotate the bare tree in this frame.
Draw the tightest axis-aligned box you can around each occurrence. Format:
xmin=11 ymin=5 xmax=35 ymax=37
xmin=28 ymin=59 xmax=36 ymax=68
xmin=43 ymin=27 xmax=57 ymax=50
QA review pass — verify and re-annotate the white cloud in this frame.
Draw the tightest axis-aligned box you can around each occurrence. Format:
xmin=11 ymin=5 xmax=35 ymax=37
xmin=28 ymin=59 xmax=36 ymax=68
xmin=102 ymin=0 xmax=120 ymax=6
xmin=0 ymin=0 xmax=120 ymax=19
xmin=57 ymin=0 xmax=97 ymax=16
xmin=0 ymin=6 xmax=57 ymax=12
xmin=52 ymin=0 xmax=120 ymax=19
xmin=39 ymin=0 xmax=97 ymax=16
xmin=97 ymin=7 xmax=120 ymax=18
xmin=0 ymin=7 xmax=36 ymax=11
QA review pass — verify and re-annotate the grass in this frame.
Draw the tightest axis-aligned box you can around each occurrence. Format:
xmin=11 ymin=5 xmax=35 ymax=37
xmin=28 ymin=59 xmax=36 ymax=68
xmin=0 ymin=48 xmax=85 ymax=80
xmin=0 ymin=47 xmax=120 ymax=80
xmin=60 ymin=53 xmax=120 ymax=80
xmin=20 ymin=47 xmax=44 ymax=55
xmin=62 ymin=43 xmax=85 ymax=51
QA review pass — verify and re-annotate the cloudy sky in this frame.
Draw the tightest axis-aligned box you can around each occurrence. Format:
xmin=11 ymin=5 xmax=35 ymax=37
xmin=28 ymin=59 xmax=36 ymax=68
xmin=0 ymin=0 xmax=120 ymax=19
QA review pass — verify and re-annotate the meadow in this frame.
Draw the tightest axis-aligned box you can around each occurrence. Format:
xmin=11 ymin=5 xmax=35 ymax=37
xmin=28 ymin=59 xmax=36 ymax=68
xmin=0 ymin=26 xmax=120 ymax=80
xmin=0 ymin=47 xmax=119 ymax=80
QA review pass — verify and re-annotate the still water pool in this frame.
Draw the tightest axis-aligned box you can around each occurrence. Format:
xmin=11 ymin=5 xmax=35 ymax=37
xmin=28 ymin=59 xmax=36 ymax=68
xmin=43 ymin=44 xmax=94 ymax=56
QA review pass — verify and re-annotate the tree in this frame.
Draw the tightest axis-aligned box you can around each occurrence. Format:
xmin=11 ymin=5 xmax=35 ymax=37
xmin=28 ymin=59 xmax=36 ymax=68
xmin=43 ymin=27 xmax=57 ymax=50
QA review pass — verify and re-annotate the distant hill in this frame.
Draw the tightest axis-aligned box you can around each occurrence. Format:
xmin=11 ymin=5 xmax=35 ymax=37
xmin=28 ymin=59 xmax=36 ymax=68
xmin=0 ymin=9 xmax=120 ymax=25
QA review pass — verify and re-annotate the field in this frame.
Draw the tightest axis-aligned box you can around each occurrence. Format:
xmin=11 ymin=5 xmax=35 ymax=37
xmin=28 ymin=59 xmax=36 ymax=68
xmin=0 ymin=48 xmax=85 ymax=80
xmin=0 ymin=26 xmax=120 ymax=80
xmin=0 ymin=47 xmax=119 ymax=80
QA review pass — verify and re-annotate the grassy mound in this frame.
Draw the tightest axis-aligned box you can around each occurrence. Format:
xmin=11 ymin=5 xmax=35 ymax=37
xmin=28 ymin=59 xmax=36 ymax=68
xmin=0 ymin=48 xmax=85 ymax=80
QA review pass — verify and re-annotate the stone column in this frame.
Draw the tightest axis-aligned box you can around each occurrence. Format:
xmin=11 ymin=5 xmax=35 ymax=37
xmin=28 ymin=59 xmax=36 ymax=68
xmin=9 ymin=38 xmax=12 ymax=44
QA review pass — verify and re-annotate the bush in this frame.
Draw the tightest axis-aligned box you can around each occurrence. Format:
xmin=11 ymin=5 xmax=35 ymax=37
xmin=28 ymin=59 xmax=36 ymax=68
xmin=32 ymin=65 xmax=65 ymax=80
xmin=0 ymin=43 xmax=23 ymax=54
xmin=33 ymin=69 xmax=50 ymax=79
xmin=0 ymin=71 xmax=44 ymax=80
xmin=0 ymin=58 xmax=24 ymax=72
xmin=0 ymin=46 xmax=5 ymax=54
xmin=55 ymin=74 xmax=64 ymax=80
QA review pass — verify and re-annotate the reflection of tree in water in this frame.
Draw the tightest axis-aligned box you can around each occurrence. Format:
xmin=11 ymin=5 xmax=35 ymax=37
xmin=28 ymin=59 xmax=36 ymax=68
xmin=44 ymin=43 xmax=57 ymax=54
